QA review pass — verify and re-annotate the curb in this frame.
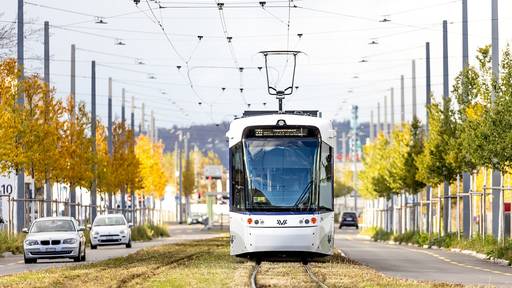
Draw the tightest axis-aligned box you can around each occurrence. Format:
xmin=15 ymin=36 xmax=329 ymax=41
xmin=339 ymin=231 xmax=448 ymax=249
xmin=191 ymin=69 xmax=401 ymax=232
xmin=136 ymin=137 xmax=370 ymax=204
xmin=373 ymin=239 xmax=510 ymax=268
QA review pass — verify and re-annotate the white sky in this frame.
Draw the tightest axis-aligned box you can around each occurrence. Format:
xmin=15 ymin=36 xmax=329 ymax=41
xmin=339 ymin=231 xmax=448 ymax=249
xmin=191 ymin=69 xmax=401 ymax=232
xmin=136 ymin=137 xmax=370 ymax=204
xmin=3 ymin=0 xmax=512 ymax=128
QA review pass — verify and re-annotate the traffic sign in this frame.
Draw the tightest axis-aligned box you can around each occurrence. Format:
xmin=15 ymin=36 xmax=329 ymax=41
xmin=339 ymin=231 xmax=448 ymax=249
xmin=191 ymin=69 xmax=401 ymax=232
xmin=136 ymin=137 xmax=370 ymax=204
xmin=0 ymin=173 xmax=16 ymax=196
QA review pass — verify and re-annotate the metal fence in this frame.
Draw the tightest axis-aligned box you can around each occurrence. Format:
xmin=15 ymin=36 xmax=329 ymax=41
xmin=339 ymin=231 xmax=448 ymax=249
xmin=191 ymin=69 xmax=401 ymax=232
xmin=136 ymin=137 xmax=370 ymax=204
xmin=362 ymin=184 xmax=512 ymax=241
xmin=0 ymin=196 xmax=173 ymax=235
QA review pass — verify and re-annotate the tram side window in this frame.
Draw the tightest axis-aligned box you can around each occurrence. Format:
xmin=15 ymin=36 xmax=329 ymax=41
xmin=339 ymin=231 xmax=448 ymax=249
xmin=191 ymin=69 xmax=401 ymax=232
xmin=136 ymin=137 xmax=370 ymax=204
xmin=230 ymin=143 xmax=245 ymax=211
xmin=319 ymin=142 xmax=333 ymax=211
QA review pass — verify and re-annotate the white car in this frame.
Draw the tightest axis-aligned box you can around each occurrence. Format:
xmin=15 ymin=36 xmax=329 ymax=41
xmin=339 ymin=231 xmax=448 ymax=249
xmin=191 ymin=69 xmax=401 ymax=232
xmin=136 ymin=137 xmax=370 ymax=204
xmin=89 ymin=214 xmax=132 ymax=249
xmin=22 ymin=217 xmax=86 ymax=264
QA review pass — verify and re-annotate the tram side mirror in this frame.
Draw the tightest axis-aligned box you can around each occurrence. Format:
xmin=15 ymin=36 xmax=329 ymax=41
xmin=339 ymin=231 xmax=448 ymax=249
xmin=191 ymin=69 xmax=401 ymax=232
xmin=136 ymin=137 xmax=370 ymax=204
xmin=22 ymin=228 xmax=29 ymax=233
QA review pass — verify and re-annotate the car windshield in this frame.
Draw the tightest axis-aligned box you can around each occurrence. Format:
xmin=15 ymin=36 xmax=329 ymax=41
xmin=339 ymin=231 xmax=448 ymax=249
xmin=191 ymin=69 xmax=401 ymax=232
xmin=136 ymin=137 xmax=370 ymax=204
xmin=93 ymin=216 xmax=126 ymax=226
xmin=244 ymin=138 xmax=319 ymax=211
xmin=343 ymin=213 xmax=356 ymax=218
xmin=30 ymin=219 xmax=76 ymax=233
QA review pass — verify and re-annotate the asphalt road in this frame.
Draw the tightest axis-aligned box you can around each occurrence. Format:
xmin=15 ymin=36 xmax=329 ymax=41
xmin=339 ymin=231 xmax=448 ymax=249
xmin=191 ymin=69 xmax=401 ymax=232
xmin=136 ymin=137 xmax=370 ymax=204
xmin=0 ymin=224 xmax=222 ymax=276
xmin=335 ymin=228 xmax=512 ymax=287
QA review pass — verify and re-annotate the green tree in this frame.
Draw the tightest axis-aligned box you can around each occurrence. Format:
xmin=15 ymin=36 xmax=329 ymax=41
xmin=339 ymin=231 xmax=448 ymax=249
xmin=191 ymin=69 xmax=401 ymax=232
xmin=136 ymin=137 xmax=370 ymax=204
xmin=359 ymin=133 xmax=393 ymax=199
xmin=416 ymin=98 xmax=459 ymax=187
xmin=404 ymin=118 xmax=426 ymax=194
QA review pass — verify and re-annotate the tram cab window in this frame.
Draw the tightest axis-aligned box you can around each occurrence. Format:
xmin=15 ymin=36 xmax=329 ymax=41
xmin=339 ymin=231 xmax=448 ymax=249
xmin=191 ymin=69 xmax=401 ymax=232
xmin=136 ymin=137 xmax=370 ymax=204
xmin=319 ymin=142 xmax=333 ymax=211
xmin=230 ymin=143 xmax=245 ymax=211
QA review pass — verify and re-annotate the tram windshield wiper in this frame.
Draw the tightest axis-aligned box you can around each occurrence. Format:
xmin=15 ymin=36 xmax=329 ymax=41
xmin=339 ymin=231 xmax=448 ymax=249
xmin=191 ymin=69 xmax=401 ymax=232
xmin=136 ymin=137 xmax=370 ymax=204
xmin=293 ymin=180 xmax=314 ymax=210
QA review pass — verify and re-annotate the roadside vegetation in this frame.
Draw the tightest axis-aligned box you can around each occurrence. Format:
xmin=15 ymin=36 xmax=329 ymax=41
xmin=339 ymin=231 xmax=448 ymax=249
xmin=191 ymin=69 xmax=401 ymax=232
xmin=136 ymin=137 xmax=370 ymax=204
xmin=359 ymin=45 xmax=512 ymax=236
xmin=0 ymin=231 xmax=25 ymax=255
xmin=369 ymin=227 xmax=512 ymax=264
xmin=0 ymin=237 xmax=459 ymax=288
xmin=130 ymin=224 xmax=170 ymax=241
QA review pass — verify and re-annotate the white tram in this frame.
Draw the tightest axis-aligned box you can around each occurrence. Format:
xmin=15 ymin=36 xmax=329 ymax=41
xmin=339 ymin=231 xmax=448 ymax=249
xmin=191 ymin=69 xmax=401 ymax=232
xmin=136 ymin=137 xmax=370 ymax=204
xmin=227 ymin=111 xmax=336 ymax=257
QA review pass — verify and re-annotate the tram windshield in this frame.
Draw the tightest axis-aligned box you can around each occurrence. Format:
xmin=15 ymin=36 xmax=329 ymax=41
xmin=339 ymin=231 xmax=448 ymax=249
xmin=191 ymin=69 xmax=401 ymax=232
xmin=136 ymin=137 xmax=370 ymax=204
xmin=243 ymin=138 xmax=319 ymax=211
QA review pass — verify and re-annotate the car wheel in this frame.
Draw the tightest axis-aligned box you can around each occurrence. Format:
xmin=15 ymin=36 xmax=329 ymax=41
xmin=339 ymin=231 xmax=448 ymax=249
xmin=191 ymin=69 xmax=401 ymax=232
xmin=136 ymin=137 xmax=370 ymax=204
xmin=91 ymin=244 xmax=97 ymax=250
xmin=126 ymin=240 xmax=132 ymax=248
xmin=73 ymin=244 xmax=82 ymax=262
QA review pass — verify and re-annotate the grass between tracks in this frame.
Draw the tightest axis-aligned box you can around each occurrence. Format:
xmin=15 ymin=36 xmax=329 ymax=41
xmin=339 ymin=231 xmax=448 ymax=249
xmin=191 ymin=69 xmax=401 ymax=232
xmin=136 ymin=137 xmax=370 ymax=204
xmin=0 ymin=236 xmax=459 ymax=288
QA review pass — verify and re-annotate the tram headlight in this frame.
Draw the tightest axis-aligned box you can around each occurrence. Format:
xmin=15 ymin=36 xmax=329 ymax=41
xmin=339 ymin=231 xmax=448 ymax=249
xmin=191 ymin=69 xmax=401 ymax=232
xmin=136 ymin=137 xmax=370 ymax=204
xmin=311 ymin=217 xmax=317 ymax=224
xmin=247 ymin=218 xmax=253 ymax=224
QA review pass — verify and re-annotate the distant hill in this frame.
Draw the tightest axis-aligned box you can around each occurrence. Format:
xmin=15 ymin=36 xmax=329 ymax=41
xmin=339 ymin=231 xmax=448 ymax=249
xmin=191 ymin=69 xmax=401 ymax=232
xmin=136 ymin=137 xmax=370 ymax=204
xmin=156 ymin=119 xmax=371 ymax=168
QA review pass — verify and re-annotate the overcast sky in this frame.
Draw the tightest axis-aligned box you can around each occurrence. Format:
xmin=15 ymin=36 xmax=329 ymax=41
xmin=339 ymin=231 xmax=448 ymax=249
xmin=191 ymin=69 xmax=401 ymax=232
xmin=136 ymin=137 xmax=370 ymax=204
xmin=3 ymin=0 xmax=512 ymax=129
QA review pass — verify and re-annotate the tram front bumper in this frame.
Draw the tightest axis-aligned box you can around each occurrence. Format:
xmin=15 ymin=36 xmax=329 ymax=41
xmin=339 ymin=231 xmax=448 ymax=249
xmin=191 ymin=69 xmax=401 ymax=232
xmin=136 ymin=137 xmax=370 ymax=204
xmin=246 ymin=226 xmax=318 ymax=252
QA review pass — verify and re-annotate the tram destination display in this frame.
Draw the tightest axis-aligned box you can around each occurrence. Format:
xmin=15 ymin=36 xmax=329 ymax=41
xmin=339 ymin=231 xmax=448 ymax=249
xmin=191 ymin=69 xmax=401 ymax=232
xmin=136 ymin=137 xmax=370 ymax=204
xmin=253 ymin=128 xmax=309 ymax=137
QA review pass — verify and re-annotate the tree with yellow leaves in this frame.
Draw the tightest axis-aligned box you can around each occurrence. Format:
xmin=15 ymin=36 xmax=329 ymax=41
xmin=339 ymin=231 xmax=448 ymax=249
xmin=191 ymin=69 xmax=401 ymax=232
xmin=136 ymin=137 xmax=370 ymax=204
xmin=162 ymin=151 xmax=176 ymax=187
xmin=0 ymin=59 xmax=23 ymax=173
xmin=60 ymin=97 xmax=94 ymax=194
xmin=135 ymin=135 xmax=167 ymax=199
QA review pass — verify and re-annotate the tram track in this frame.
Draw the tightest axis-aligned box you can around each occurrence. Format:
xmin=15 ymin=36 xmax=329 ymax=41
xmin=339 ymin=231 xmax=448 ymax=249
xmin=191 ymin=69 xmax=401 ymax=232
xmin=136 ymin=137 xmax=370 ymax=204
xmin=250 ymin=260 xmax=328 ymax=288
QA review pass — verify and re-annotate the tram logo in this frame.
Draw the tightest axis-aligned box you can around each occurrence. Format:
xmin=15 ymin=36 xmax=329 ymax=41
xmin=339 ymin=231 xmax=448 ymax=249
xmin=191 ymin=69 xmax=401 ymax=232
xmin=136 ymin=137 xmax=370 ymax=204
xmin=276 ymin=219 xmax=287 ymax=225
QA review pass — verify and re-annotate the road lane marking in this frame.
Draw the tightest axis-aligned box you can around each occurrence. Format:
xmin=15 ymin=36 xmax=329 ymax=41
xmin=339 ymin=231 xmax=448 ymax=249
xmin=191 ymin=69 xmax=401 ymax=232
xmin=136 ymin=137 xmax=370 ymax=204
xmin=402 ymin=247 xmax=512 ymax=277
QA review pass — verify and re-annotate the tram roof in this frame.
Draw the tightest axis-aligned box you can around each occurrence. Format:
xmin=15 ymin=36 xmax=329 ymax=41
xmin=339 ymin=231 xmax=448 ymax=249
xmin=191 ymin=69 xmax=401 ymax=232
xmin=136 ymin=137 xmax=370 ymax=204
xmin=226 ymin=113 xmax=335 ymax=147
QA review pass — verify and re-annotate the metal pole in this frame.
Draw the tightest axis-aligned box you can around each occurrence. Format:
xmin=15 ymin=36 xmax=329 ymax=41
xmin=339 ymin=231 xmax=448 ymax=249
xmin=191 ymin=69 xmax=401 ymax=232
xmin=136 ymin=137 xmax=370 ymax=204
xmin=400 ymin=75 xmax=405 ymax=124
xmin=341 ymin=132 xmax=347 ymax=163
xmin=390 ymin=88 xmax=394 ymax=131
xmin=107 ymin=78 xmax=113 ymax=212
xmin=69 ymin=44 xmax=77 ymax=219
xmin=43 ymin=21 xmax=52 ymax=217
xmin=140 ymin=103 xmax=145 ymax=134
xmin=370 ymin=110 xmax=374 ymax=141
xmin=491 ymin=0 xmax=502 ymax=240
xmin=377 ymin=102 xmax=381 ymax=135
xmin=383 ymin=96 xmax=388 ymax=137
xmin=351 ymin=106 xmax=359 ymax=214
xmin=151 ymin=110 xmax=155 ymax=142
xmin=425 ymin=42 xmax=432 ymax=234
xmin=131 ymin=96 xmax=136 ymax=224
xmin=456 ymin=174 xmax=460 ymax=239
xmin=442 ymin=20 xmax=451 ymax=235
xmin=16 ymin=0 xmax=25 ymax=232
xmin=412 ymin=60 xmax=417 ymax=120
xmin=462 ymin=0 xmax=471 ymax=239
xmin=91 ymin=61 xmax=97 ymax=221
xmin=178 ymin=133 xmax=183 ymax=224
xmin=121 ymin=88 xmax=126 ymax=216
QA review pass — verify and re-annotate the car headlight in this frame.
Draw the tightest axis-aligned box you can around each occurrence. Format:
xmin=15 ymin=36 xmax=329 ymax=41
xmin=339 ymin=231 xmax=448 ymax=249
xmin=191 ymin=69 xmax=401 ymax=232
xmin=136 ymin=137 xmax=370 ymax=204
xmin=93 ymin=230 xmax=100 ymax=235
xmin=63 ymin=238 xmax=78 ymax=244
xmin=24 ymin=239 xmax=39 ymax=246
xmin=119 ymin=229 xmax=127 ymax=234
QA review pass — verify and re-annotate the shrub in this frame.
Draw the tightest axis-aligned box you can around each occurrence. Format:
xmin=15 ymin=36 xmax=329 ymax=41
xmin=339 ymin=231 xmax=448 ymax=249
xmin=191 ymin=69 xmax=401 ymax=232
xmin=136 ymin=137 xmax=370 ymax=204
xmin=0 ymin=231 xmax=25 ymax=255
xmin=393 ymin=231 xmax=416 ymax=244
xmin=131 ymin=225 xmax=154 ymax=241
xmin=147 ymin=224 xmax=170 ymax=238
xmin=371 ymin=228 xmax=393 ymax=242
xmin=130 ymin=224 xmax=169 ymax=241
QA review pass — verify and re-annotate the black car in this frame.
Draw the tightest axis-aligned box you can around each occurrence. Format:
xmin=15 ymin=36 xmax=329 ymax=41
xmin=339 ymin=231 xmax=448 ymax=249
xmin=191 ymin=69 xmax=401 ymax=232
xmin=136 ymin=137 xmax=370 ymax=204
xmin=339 ymin=212 xmax=358 ymax=229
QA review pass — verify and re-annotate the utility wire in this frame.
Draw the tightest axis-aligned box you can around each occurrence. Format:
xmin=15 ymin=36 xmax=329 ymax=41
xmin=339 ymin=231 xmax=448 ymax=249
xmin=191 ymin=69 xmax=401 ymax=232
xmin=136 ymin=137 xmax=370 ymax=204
xmin=139 ymin=0 xmax=205 ymax=103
